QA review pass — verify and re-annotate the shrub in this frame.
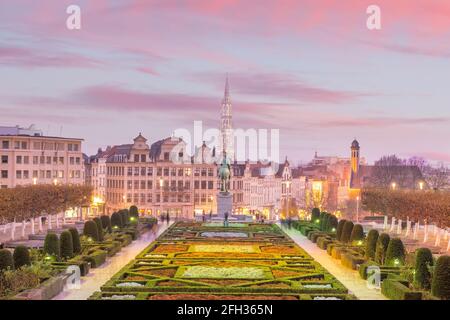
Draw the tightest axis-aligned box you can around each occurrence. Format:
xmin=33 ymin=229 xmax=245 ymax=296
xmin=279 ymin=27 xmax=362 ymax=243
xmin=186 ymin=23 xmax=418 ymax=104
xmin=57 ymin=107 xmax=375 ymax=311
xmin=431 ymin=255 xmax=450 ymax=300
xmin=69 ymin=228 xmax=81 ymax=254
xmin=381 ymin=279 xmax=422 ymax=300
xmin=83 ymin=220 xmax=99 ymax=241
xmin=0 ymin=249 xmax=14 ymax=271
xmin=341 ymin=221 xmax=354 ymax=243
xmin=413 ymin=248 xmax=433 ymax=290
xmin=129 ymin=205 xmax=139 ymax=218
xmin=44 ymin=233 xmax=60 ymax=259
xmin=13 ymin=246 xmax=31 ymax=269
xmin=375 ymin=233 xmax=390 ymax=264
xmin=100 ymin=215 xmax=112 ymax=233
xmin=365 ymin=229 xmax=379 ymax=260
xmin=311 ymin=208 xmax=320 ymax=222
xmin=328 ymin=215 xmax=338 ymax=233
xmin=93 ymin=217 xmax=104 ymax=241
xmin=321 ymin=213 xmax=331 ymax=231
xmin=119 ymin=209 xmax=129 ymax=226
xmin=350 ymin=224 xmax=364 ymax=243
xmin=336 ymin=219 xmax=347 ymax=241
xmin=385 ymin=238 xmax=405 ymax=266
xmin=60 ymin=230 xmax=74 ymax=259
xmin=111 ymin=212 xmax=123 ymax=229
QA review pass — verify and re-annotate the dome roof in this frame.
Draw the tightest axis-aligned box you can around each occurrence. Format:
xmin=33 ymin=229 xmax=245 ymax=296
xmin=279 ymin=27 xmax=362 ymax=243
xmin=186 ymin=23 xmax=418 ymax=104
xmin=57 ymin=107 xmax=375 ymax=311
xmin=351 ymin=139 xmax=360 ymax=148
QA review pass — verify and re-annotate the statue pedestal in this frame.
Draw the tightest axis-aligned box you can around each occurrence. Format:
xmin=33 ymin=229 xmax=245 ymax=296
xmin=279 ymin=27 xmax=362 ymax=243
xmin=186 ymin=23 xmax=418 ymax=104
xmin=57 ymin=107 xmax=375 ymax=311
xmin=217 ymin=192 xmax=233 ymax=217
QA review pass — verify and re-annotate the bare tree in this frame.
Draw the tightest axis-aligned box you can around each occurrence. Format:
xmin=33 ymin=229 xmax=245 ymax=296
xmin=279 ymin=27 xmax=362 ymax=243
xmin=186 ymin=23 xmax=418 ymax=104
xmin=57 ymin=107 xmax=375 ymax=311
xmin=370 ymin=155 xmax=423 ymax=189
xmin=422 ymin=163 xmax=449 ymax=190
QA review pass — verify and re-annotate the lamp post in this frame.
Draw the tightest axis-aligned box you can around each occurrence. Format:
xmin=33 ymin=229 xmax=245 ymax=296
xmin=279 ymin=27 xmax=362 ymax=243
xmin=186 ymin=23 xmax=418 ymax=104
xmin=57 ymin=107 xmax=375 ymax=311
xmin=33 ymin=177 xmax=37 ymax=185
xmin=419 ymin=181 xmax=424 ymax=190
xmin=391 ymin=182 xmax=396 ymax=190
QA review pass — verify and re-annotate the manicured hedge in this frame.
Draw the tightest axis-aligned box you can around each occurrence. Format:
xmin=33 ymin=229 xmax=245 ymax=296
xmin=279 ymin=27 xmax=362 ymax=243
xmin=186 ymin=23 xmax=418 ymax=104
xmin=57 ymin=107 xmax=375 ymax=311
xmin=69 ymin=228 xmax=81 ymax=254
xmin=336 ymin=219 xmax=347 ymax=241
xmin=60 ymin=230 xmax=74 ymax=259
xmin=341 ymin=221 xmax=354 ymax=243
xmin=365 ymin=229 xmax=379 ymax=260
xmin=13 ymin=245 xmax=30 ymax=269
xmin=111 ymin=212 xmax=123 ymax=229
xmin=431 ymin=255 xmax=450 ymax=300
xmin=119 ymin=209 xmax=129 ymax=226
xmin=375 ymin=233 xmax=390 ymax=265
xmin=385 ymin=238 xmax=405 ymax=266
xmin=414 ymin=248 xmax=433 ymax=290
xmin=129 ymin=205 xmax=139 ymax=219
xmin=350 ymin=224 xmax=364 ymax=243
xmin=93 ymin=217 xmax=104 ymax=241
xmin=0 ymin=249 xmax=14 ymax=271
xmin=381 ymin=279 xmax=422 ymax=300
xmin=82 ymin=249 xmax=107 ymax=268
xmin=84 ymin=220 xmax=100 ymax=241
xmin=328 ymin=215 xmax=338 ymax=233
xmin=101 ymin=215 xmax=112 ymax=233
xmin=311 ymin=208 xmax=320 ymax=223
xmin=44 ymin=233 xmax=60 ymax=259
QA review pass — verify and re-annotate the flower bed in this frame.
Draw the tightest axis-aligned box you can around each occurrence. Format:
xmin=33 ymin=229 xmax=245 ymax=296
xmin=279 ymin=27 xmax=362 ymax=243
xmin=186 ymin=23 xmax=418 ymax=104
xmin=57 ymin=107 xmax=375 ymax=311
xmin=90 ymin=222 xmax=354 ymax=300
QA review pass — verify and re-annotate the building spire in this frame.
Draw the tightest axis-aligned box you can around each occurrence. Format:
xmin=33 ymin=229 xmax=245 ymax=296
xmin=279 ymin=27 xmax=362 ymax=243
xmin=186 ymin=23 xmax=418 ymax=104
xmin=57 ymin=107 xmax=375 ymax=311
xmin=220 ymin=74 xmax=233 ymax=161
xmin=224 ymin=73 xmax=230 ymax=98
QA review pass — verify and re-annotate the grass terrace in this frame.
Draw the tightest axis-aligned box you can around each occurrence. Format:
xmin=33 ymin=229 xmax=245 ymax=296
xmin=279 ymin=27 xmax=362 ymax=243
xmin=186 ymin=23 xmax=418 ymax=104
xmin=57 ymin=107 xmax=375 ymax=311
xmin=90 ymin=222 xmax=356 ymax=300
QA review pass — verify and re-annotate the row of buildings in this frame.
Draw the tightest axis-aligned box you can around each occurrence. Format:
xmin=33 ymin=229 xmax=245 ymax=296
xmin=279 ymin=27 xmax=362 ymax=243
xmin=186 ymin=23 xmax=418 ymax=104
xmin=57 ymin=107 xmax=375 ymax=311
xmin=0 ymin=78 xmax=426 ymax=220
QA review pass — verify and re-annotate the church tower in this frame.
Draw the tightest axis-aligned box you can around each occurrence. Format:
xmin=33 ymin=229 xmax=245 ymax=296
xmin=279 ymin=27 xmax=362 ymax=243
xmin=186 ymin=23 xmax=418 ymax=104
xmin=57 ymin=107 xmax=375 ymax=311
xmin=220 ymin=75 xmax=233 ymax=161
xmin=351 ymin=139 xmax=360 ymax=175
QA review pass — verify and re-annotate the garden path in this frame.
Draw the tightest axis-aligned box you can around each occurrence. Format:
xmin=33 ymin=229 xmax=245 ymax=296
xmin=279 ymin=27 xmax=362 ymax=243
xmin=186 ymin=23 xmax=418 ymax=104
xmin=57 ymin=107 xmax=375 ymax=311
xmin=53 ymin=221 xmax=172 ymax=300
xmin=282 ymin=225 xmax=387 ymax=300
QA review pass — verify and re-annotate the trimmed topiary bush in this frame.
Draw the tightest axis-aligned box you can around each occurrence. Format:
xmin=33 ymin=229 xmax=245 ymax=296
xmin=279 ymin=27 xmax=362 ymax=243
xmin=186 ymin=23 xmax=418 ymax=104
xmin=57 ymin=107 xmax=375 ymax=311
xmin=350 ymin=224 xmax=364 ymax=243
xmin=129 ymin=205 xmax=139 ymax=219
xmin=69 ymin=228 xmax=81 ymax=254
xmin=83 ymin=220 xmax=99 ymax=241
xmin=365 ymin=229 xmax=379 ymax=260
xmin=13 ymin=245 xmax=30 ymax=269
xmin=100 ymin=215 xmax=112 ymax=233
xmin=341 ymin=221 xmax=354 ymax=243
xmin=375 ymin=233 xmax=390 ymax=264
xmin=44 ymin=233 xmax=60 ymax=259
xmin=119 ymin=209 xmax=129 ymax=226
xmin=385 ymin=238 xmax=405 ymax=266
xmin=431 ymin=255 xmax=450 ymax=300
xmin=328 ymin=215 xmax=338 ymax=233
xmin=336 ymin=219 xmax=347 ymax=241
xmin=414 ymin=248 xmax=433 ymax=290
xmin=93 ymin=217 xmax=104 ymax=241
xmin=0 ymin=249 xmax=14 ymax=271
xmin=311 ymin=208 xmax=320 ymax=222
xmin=321 ymin=213 xmax=331 ymax=231
xmin=60 ymin=230 xmax=74 ymax=259
xmin=111 ymin=212 xmax=123 ymax=229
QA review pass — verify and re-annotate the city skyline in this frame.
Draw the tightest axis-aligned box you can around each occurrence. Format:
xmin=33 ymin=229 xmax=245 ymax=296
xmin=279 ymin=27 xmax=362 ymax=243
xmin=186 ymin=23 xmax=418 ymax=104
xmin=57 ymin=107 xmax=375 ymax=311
xmin=1 ymin=0 xmax=449 ymax=164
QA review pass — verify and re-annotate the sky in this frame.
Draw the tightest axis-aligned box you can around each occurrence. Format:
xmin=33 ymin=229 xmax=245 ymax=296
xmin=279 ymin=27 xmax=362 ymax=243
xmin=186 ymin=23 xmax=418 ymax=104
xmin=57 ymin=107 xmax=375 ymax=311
xmin=0 ymin=0 xmax=449 ymax=165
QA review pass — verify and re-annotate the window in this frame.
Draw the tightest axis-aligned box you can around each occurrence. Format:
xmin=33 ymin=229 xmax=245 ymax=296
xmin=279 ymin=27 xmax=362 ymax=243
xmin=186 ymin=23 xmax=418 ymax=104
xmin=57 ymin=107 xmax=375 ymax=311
xmin=134 ymin=154 xmax=140 ymax=162
xmin=134 ymin=167 xmax=139 ymax=176
xmin=178 ymin=169 xmax=183 ymax=176
xmin=76 ymin=157 xmax=80 ymax=165
xmin=127 ymin=167 xmax=132 ymax=176
xmin=147 ymin=181 xmax=153 ymax=189
xmin=163 ymin=168 xmax=169 ymax=176
xmin=70 ymin=157 xmax=74 ymax=165
xmin=75 ymin=171 xmax=80 ymax=178
xmin=157 ymin=168 xmax=162 ymax=176
xmin=33 ymin=142 xmax=41 ymax=150
xmin=59 ymin=157 xmax=64 ymax=165
xmin=1 ymin=170 xmax=8 ymax=178
xmin=147 ymin=167 xmax=153 ymax=176
xmin=1 ymin=156 xmax=7 ymax=164
xmin=40 ymin=156 xmax=45 ymax=164
xmin=23 ymin=170 xmax=29 ymax=179
xmin=53 ymin=156 xmax=58 ymax=164
xmin=16 ymin=170 xmax=22 ymax=179
xmin=1 ymin=141 xmax=9 ymax=149
xmin=16 ymin=156 xmax=22 ymax=164
xmin=194 ymin=168 xmax=200 ymax=176
xmin=164 ymin=152 xmax=169 ymax=161
xmin=201 ymin=169 xmax=207 ymax=177
xmin=33 ymin=170 xmax=38 ymax=178
xmin=21 ymin=142 xmax=27 ymax=149
xmin=140 ymin=154 xmax=146 ymax=162
xmin=194 ymin=181 xmax=199 ymax=189
xmin=140 ymin=193 xmax=145 ymax=204
xmin=58 ymin=171 xmax=64 ymax=178
xmin=140 ymin=181 xmax=146 ymax=189
xmin=208 ymin=168 xmax=213 ymax=176
xmin=201 ymin=181 xmax=207 ymax=189
xmin=33 ymin=156 xmax=38 ymax=164
xmin=134 ymin=181 xmax=139 ymax=189
xmin=147 ymin=194 xmax=152 ymax=203
xmin=46 ymin=156 xmax=51 ymax=164
xmin=208 ymin=181 xmax=214 ymax=189
xmin=127 ymin=180 xmax=132 ymax=189
xmin=14 ymin=141 xmax=20 ymax=149
xmin=140 ymin=167 xmax=146 ymax=176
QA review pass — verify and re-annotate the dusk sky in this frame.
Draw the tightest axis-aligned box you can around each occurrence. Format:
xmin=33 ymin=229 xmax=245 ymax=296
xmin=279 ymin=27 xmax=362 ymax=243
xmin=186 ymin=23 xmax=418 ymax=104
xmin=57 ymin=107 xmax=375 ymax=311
xmin=1 ymin=0 xmax=449 ymax=165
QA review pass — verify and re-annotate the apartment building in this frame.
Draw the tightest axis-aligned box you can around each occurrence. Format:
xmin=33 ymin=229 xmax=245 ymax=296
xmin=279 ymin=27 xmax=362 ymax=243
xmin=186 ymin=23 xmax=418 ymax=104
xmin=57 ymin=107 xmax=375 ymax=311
xmin=0 ymin=125 xmax=85 ymax=188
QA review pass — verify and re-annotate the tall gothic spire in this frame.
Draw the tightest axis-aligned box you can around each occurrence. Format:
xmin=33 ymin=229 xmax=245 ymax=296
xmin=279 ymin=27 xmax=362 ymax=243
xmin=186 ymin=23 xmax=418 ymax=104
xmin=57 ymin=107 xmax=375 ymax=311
xmin=220 ymin=74 xmax=233 ymax=160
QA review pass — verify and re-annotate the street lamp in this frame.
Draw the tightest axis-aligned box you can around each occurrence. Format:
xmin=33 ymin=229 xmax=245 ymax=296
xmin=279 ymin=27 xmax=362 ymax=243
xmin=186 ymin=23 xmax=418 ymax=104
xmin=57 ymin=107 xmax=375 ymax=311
xmin=53 ymin=178 xmax=58 ymax=186
xmin=419 ymin=181 xmax=424 ymax=190
xmin=391 ymin=182 xmax=396 ymax=190
xmin=33 ymin=177 xmax=37 ymax=185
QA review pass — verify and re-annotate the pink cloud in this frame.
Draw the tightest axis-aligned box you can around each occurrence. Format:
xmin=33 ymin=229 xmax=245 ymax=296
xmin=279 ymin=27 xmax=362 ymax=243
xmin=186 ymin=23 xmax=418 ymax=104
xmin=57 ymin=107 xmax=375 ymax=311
xmin=0 ymin=45 xmax=102 ymax=68
xmin=318 ymin=117 xmax=449 ymax=128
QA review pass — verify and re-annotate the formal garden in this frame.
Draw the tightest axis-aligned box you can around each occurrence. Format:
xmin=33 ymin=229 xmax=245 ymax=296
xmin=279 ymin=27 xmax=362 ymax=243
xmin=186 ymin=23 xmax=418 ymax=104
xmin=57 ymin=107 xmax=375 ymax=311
xmin=89 ymin=221 xmax=356 ymax=300
xmin=0 ymin=205 xmax=157 ymax=299
xmin=291 ymin=208 xmax=450 ymax=300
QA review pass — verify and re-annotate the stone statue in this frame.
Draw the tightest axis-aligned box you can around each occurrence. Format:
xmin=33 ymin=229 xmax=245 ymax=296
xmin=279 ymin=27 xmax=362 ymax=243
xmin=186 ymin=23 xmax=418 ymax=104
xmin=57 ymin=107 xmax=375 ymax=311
xmin=219 ymin=153 xmax=231 ymax=193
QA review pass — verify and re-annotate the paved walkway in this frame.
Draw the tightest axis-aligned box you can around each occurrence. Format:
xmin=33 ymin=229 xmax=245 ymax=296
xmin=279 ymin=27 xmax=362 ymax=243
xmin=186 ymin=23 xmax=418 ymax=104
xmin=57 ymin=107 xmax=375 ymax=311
xmin=282 ymin=226 xmax=386 ymax=300
xmin=53 ymin=221 xmax=172 ymax=300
